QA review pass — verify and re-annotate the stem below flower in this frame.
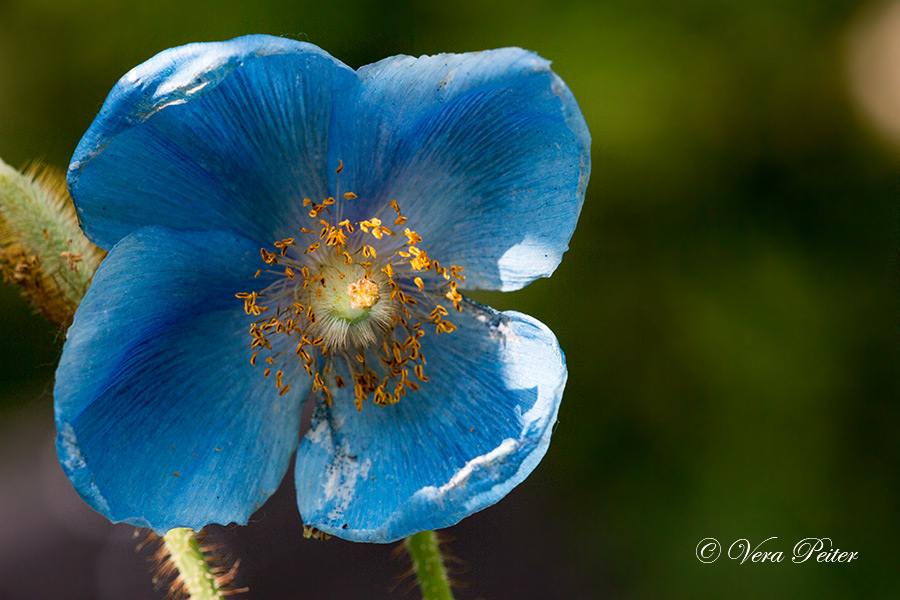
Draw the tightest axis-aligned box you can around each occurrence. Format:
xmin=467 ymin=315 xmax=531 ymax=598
xmin=161 ymin=528 xmax=225 ymax=600
xmin=405 ymin=530 xmax=454 ymax=600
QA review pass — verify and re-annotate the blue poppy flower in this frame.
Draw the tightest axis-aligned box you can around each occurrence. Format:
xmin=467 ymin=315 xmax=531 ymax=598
xmin=54 ymin=35 xmax=590 ymax=543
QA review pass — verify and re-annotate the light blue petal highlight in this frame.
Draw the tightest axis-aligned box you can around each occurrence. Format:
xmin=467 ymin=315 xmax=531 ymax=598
xmin=294 ymin=303 xmax=566 ymax=542
xmin=332 ymin=48 xmax=591 ymax=291
xmin=54 ymin=227 xmax=307 ymax=533
xmin=68 ymin=35 xmax=357 ymax=250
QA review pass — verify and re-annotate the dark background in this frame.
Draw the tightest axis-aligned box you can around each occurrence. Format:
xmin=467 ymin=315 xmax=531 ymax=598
xmin=1 ymin=0 xmax=898 ymax=598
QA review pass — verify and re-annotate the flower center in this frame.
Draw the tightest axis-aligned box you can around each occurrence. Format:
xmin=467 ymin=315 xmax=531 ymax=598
xmin=346 ymin=277 xmax=379 ymax=310
xmin=236 ymin=162 xmax=466 ymax=410
xmin=298 ymin=252 xmax=396 ymax=351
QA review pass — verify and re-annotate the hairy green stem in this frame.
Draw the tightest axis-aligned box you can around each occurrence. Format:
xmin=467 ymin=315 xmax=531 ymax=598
xmin=406 ymin=531 xmax=453 ymax=600
xmin=162 ymin=528 xmax=225 ymax=600
xmin=0 ymin=160 xmax=229 ymax=598
xmin=0 ymin=157 xmax=104 ymax=326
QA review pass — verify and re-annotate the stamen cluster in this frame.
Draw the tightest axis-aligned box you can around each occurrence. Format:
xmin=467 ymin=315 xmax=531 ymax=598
xmin=236 ymin=164 xmax=465 ymax=410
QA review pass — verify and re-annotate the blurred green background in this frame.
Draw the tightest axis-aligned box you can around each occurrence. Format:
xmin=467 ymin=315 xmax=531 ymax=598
xmin=1 ymin=0 xmax=898 ymax=598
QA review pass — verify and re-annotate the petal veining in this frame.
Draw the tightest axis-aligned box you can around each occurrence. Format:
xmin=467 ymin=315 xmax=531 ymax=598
xmin=332 ymin=48 xmax=591 ymax=291
xmin=54 ymin=226 xmax=308 ymax=532
xmin=68 ymin=35 xmax=358 ymax=250
xmin=294 ymin=302 xmax=566 ymax=542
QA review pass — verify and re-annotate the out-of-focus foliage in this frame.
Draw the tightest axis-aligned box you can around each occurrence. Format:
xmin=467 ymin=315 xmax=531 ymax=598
xmin=0 ymin=0 xmax=896 ymax=598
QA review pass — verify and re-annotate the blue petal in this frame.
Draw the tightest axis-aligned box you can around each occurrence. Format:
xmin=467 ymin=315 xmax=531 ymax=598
xmin=332 ymin=48 xmax=591 ymax=291
xmin=294 ymin=303 xmax=566 ymax=542
xmin=68 ymin=35 xmax=358 ymax=250
xmin=55 ymin=227 xmax=307 ymax=533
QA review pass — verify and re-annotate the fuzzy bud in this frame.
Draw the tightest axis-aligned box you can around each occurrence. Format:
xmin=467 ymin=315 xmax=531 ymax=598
xmin=0 ymin=157 xmax=104 ymax=327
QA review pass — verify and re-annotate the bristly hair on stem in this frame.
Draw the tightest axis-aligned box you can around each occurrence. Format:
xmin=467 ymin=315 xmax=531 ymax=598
xmin=0 ymin=159 xmax=249 ymax=600
xmin=394 ymin=532 xmax=466 ymax=598
xmin=150 ymin=528 xmax=247 ymax=600
xmin=403 ymin=531 xmax=456 ymax=600
xmin=0 ymin=157 xmax=105 ymax=327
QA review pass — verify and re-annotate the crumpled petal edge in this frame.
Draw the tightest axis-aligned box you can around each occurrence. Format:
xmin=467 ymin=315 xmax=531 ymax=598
xmin=67 ymin=34 xmax=351 ymax=195
xmin=306 ymin=310 xmax=566 ymax=543
xmin=494 ymin=68 xmax=592 ymax=292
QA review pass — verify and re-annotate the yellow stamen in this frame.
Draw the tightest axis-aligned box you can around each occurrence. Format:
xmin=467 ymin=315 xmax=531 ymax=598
xmin=435 ymin=320 xmax=457 ymax=334
xmin=404 ymin=228 xmax=423 ymax=245
xmin=238 ymin=192 xmax=464 ymax=411
xmin=260 ymin=248 xmax=277 ymax=265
